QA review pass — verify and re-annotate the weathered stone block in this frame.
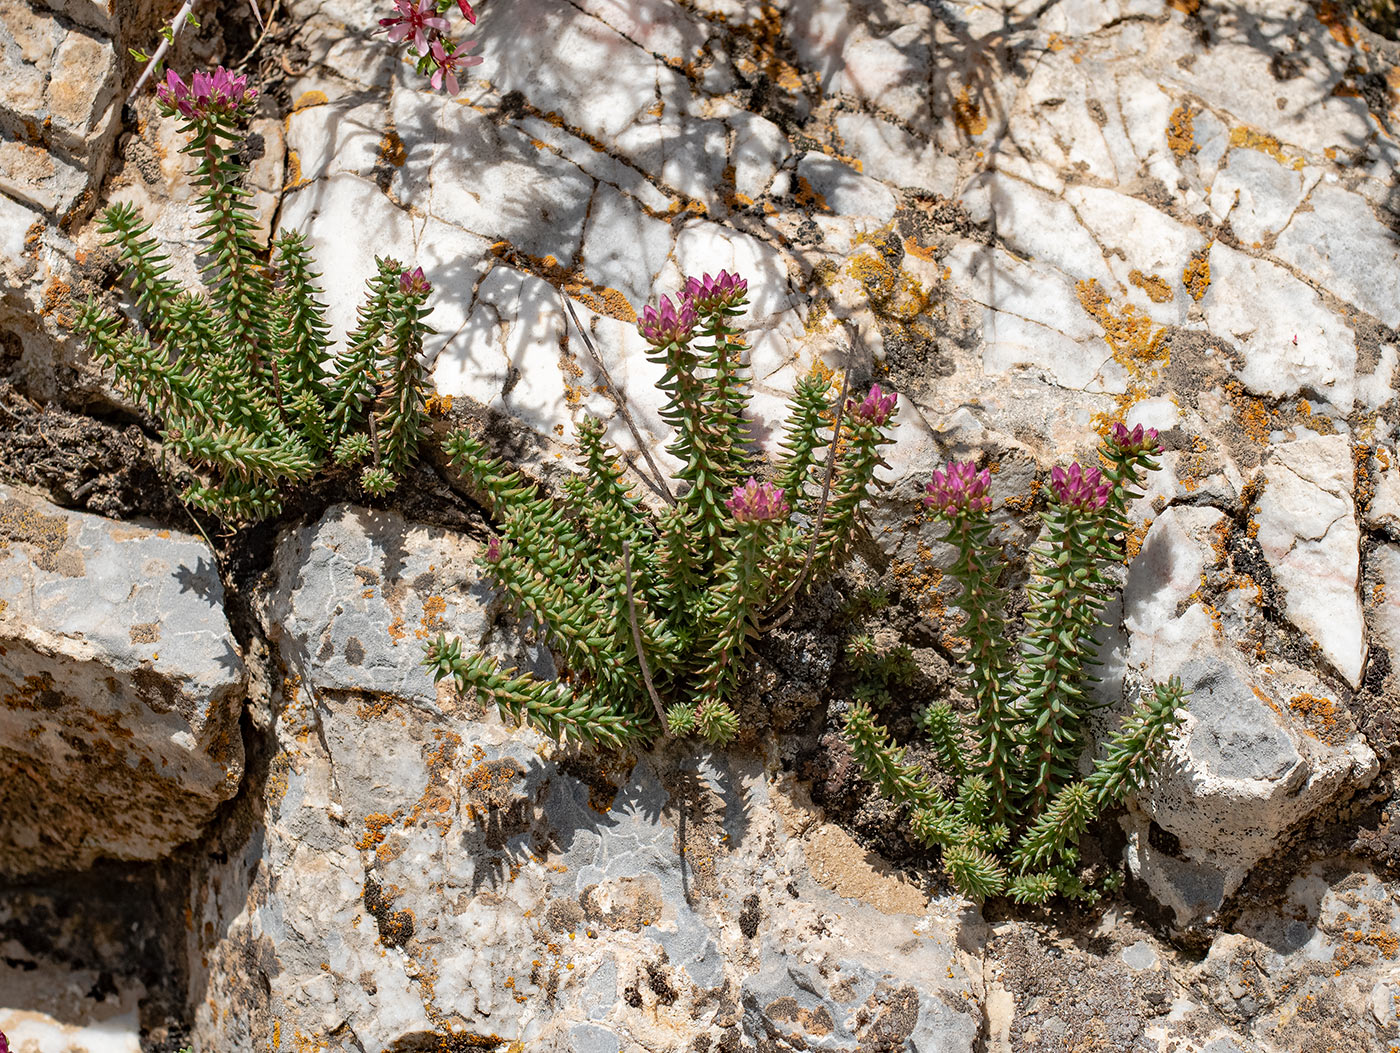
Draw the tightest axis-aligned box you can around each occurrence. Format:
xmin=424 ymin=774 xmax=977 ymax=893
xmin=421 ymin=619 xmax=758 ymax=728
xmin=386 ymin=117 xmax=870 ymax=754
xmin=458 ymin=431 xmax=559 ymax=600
xmin=0 ymin=485 xmax=245 ymax=876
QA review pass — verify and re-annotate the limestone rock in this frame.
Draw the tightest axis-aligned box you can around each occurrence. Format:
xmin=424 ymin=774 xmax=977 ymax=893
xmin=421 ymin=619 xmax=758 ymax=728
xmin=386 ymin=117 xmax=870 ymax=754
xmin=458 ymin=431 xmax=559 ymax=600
xmin=1253 ymin=433 xmax=1367 ymax=687
xmin=0 ymin=3 xmax=120 ymax=217
xmin=192 ymin=506 xmax=984 ymax=1052
xmin=1196 ymin=864 xmax=1400 ymax=1052
xmin=0 ymin=485 xmax=245 ymax=876
xmin=1121 ymin=505 xmax=1377 ymax=925
xmin=0 ymin=946 xmax=144 ymax=1053
xmin=1123 ymin=652 xmax=1375 ymax=926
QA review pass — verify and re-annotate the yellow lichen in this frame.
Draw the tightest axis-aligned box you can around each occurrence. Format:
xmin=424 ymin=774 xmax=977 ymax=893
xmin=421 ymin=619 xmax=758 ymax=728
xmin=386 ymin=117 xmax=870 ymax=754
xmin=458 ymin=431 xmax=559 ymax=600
xmin=1076 ymin=279 xmax=1168 ymax=375
xmin=1129 ymin=269 xmax=1174 ymax=303
xmin=1182 ymin=248 xmax=1212 ymax=301
xmin=1229 ymin=125 xmax=1305 ymax=171
xmin=1166 ymin=105 xmax=1197 ymax=159
xmin=953 ymin=87 xmax=988 ymax=136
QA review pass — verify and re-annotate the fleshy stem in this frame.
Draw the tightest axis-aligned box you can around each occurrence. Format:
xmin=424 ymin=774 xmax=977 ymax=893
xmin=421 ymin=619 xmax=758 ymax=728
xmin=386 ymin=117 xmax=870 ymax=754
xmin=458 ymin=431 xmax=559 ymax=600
xmin=926 ymin=473 xmax=1016 ymax=821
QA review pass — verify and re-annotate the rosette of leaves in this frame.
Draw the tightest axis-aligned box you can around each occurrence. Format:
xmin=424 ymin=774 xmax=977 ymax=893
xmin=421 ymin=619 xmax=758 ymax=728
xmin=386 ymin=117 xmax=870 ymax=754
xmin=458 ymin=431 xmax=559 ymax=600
xmin=424 ymin=271 xmax=899 ymax=749
xmin=842 ymin=425 xmax=1187 ymax=903
xmin=73 ymin=67 xmax=436 ymax=523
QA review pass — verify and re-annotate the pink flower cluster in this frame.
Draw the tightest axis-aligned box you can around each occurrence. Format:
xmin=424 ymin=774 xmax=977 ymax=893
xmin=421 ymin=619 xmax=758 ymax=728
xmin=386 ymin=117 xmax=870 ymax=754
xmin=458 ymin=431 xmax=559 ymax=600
xmin=485 ymin=535 xmax=504 ymax=562
xmin=1049 ymin=463 xmax=1111 ymax=511
xmin=637 ymin=294 xmax=699 ymax=348
xmin=400 ymin=267 xmax=432 ymax=296
xmin=1106 ymin=421 xmax=1161 ymax=456
xmin=726 ymin=477 xmax=789 ymax=523
xmin=156 ymin=67 xmax=256 ymax=120
xmin=685 ymin=270 xmax=749 ymax=312
xmin=635 ymin=270 xmax=747 ymax=348
xmin=924 ymin=461 xmax=993 ymax=516
xmin=847 ymin=383 xmax=897 ymax=427
xmin=378 ymin=0 xmax=483 ymax=94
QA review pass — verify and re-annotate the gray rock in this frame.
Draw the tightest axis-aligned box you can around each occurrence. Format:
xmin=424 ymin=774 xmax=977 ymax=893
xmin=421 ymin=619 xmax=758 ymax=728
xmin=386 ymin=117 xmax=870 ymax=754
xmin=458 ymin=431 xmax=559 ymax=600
xmin=0 ymin=484 xmax=244 ymax=875
xmin=193 ymin=505 xmax=983 ymax=1053
xmin=1185 ymin=662 xmax=1300 ymax=782
xmin=1125 ymin=656 xmax=1376 ymax=925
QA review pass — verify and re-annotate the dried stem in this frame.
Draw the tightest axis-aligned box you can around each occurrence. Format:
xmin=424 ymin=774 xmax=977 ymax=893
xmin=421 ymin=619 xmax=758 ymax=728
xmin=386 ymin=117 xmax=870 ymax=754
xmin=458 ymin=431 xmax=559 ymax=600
xmin=561 ymin=291 xmax=676 ymax=506
xmin=127 ymin=0 xmax=199 ymax=104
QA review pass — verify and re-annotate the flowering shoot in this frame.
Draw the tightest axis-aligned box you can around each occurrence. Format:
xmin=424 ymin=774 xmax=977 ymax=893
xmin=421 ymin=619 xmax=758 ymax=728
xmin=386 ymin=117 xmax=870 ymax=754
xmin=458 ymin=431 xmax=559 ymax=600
xmin=924 ymin=461 xmax=993 ymax=516
xmin=1049 ymin=462 xmax=1112 ymax=511
xmin=726 ymin=477 xmax=789 ymax=523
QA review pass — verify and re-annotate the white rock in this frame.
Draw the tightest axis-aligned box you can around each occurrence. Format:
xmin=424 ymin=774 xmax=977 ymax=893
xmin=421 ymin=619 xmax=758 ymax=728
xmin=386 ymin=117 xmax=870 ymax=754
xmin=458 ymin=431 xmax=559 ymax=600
xmin=728 ymin=110 xmax=789 ymax=200
xmin=1274 ymin=181 xmax=1400 ymax=329
xmin=832 ymin=111 xmax=957 ymax=196
xmin=1253 ymin=433 xmax=1367 ymax=687
xmin=1207 ymin=148 xmax=1317 ymax=247
xmin=0 ymin=950 xmax=143 ymax=1053
xmin=1123 ymin=506 xmax=1227 ymax=639
xmin=795 ymin=152 xmax=896 ymax=222
xmin=1373 ymin=544 xmax=1400 ymax=660
xmin=1201 ymin=241 xmax=1356 ymax=413
xmin=0 ymin=485 xmax=245 ymax=876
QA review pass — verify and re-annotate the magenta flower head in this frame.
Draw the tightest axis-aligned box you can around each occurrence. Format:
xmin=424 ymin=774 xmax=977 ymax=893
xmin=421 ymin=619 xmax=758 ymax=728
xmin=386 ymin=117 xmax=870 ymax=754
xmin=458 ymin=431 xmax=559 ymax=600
xmin=1050 ymin=463 xmax=1112 ymax=511
xmin=924 ymin=461 xmax=992 ymax=516
xmin=1 ymin=1028 xmax=8 ymax=1053
xmin=637 ymin=293 xmax=698 ymax=348
xmin=157 ymin=67 xmax=256 ymax=119
xmin=379 ymin=0 xmax=450 ymax=52
xmin=429 ymin=38 xmax=483 ymax=94
xmin=484 ymin=535 xmax=504 ymax=563
xmin=726 ymin=477 xmax=789 ymax=523
xmin=684 ymin=270 xmax=748 ymax=312
xmin=400 ymin=266 xmax=432 ymax=296
xmin=847 ymin=383 xmax=898 ymax=427
xmin=1107 ymin=421 xmax=1161 ymax=456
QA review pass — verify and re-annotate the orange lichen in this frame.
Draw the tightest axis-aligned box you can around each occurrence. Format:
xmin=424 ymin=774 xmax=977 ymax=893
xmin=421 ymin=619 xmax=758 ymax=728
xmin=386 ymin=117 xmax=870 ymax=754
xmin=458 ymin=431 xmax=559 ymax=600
xmin=416 ymin=595 xmax=448 ymax=639
xmin=1124 ymin=518 xmax=1153 ymax=561
xmin=1076 ymin=279 xmax=1168 ymax=374
xmin=293 ymin=90 xmax=328 ymax=111
xmin=407 ymin=729 xmax=462 ymax=836
xmin=1347 ymin=929 xmax=1400 ymax=959
xmin=1182 ymin=248 xmax=1212 ymax=301
xmin=954 ymin=87 xmax=988 ymax=136
xmin=425 ymin=393 xmax=454 ymax=416
xmin=1166 ymin=105 xmax=1196 ymax=159
xmin=355 ymin=810 xmax=402 ymax=852
xmin=377 ymin=131 xmax=407 ymax=168
xmin=733 ymin=2 xmax=806 ymax=94
xmin=386 ymin=617 xmax=407 ymax=646
xmin=1289 ymin=693 xmax=1348 ymax=745
xmin=1129 ymin=269 xmax=1174 ymax=303
xmin=792 ymin=175 xmax=830 ymax=212
xmin=1317 ymin=1 xmax=1359 ymax=46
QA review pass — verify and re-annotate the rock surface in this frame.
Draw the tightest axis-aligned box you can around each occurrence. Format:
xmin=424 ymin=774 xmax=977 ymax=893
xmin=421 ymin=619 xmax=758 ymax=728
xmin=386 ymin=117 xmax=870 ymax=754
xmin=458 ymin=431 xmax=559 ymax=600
xmin=0 ymin=0 xmax=1398 ymax=1049
xmin=0 ymin=484 xmax=244 ymax=876
xmin=193 ymin=506 xmax=985 ymax=1052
